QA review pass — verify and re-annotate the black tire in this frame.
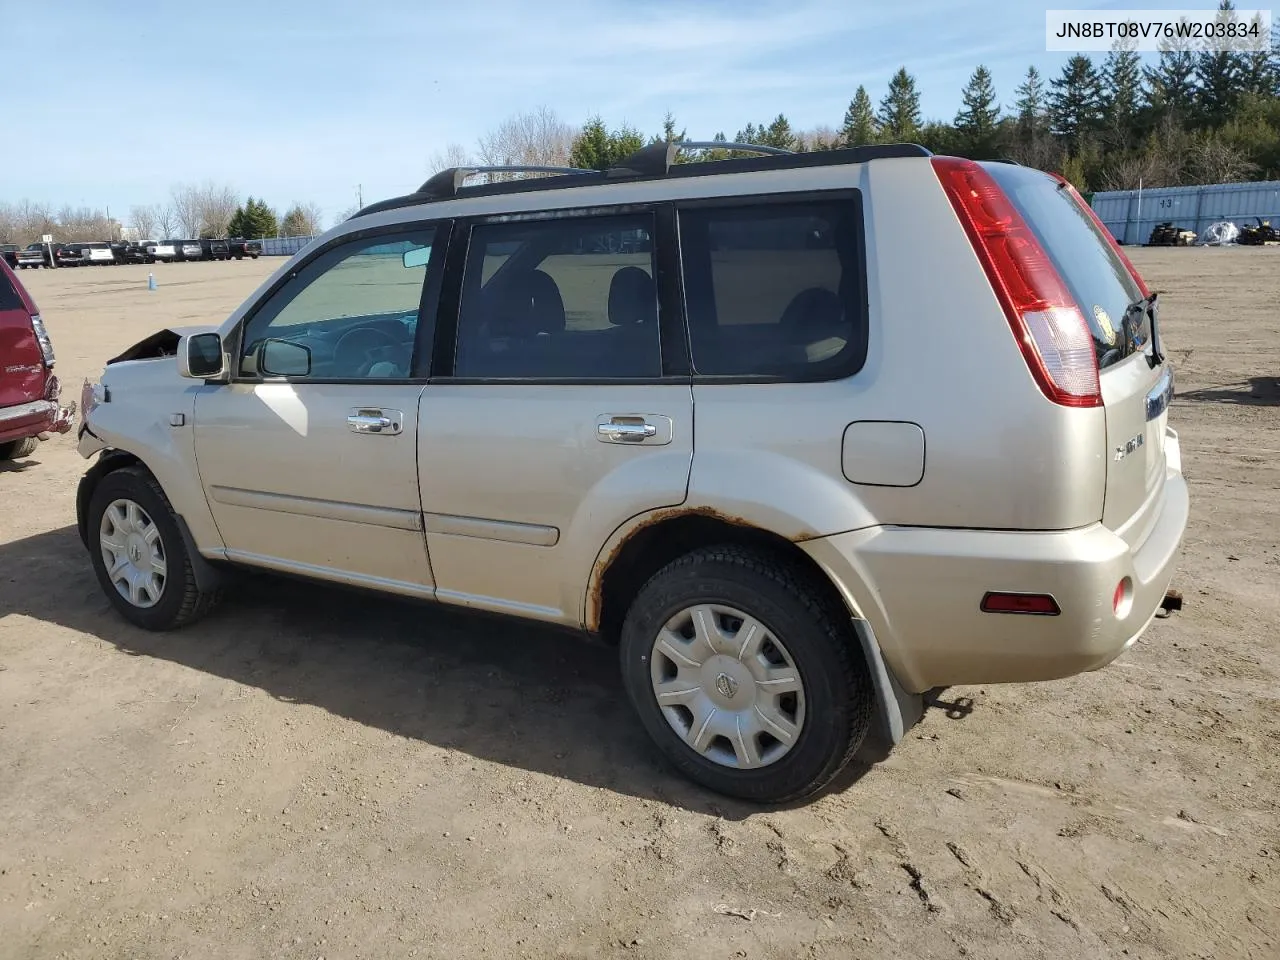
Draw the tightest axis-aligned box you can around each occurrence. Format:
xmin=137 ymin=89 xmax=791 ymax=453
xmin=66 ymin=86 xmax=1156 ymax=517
xmin=619 ymin=545 xmax=873 ymax=804
xmin=86 ymin=465 xmax=221 ymax=630
xmin=0 ymin=436 xmax=39 ymax=460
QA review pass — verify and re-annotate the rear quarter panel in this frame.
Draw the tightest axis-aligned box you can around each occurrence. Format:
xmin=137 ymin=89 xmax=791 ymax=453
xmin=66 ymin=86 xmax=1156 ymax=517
xmin=685 ymin=158 xmax=1107 ymax=539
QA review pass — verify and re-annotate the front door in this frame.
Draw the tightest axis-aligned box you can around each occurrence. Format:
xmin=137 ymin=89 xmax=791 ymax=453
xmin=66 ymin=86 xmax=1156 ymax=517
xmin=193 ymin=224 xmax=443 ymax=597
xmin=417 ymin=208 xmax=693 ymax=625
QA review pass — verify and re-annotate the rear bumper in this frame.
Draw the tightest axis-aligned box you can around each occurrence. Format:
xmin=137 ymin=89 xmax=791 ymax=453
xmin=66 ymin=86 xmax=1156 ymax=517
xmin=802 ymin=428 xmax=1189 ymax=693
xmin=0 ymin=396 xmax=77 ymax=444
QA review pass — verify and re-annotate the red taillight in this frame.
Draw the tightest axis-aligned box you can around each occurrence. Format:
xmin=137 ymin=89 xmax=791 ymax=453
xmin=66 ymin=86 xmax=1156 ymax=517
xmin=1048 ymin=172 xmax=1151 ymax=298
xmin=931 ymin=156 xmax=1101 ymax=408
xmin=980 ymin=592 xmax=1061 ymax=616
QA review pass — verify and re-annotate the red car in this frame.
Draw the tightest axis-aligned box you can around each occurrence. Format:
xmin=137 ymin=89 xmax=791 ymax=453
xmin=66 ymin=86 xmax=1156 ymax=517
xmin=0 ymin=257 xmax=75 ymax=460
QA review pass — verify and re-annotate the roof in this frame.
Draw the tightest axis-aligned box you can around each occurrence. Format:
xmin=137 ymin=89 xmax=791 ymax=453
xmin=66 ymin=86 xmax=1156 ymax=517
xmin=350 ymin=141 xmax=933 ymax=221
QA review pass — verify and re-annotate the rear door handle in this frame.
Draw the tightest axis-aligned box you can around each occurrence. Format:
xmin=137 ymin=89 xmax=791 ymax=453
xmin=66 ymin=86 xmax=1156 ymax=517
xmin=596 ymin=414 xmax=672 ymax=445
xmin=598 ymin=421 xmax=656 ymax=441
xmin=347 ymin=407 xmax=403 ymax=435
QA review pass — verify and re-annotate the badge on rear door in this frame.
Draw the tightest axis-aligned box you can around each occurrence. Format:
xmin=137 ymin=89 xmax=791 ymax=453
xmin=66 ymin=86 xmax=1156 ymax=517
xmin=1114 ymin=433 xmax=1145 ymax=461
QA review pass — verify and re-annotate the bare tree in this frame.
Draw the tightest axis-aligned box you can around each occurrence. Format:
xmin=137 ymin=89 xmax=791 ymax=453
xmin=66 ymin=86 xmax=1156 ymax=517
xmin=280 ymin=202 xmax=325 ymax=237
xmin=427 ymin=142 xmax=472 ymax=174
xmin=154 ymin=204 xmax=178 ymax=240
xmin=196 ymin=181 xmax=238 ymax=238
xmin=10 ymin=200 xmax=58 ymax=245
xmin=799 ymin=124 xmax=840 ymax=151
xmin=57 ymin=205 xmax=116 ymax=240
xmin=129 ymin=204 xmax=159 ymax=240
xmin=170 ymin=184 xmax=203 ymax=237
xmin=0 ymin=204 xmax=16 ymax=244
xmin=333 ymin=204 xmax=359 ymax=227
xmin=475 ymin=106 xmax=574 ymax=181
xmin=1100 ymin=153 xmax=1164 ymax=191
xmin=1004 ymin=133 xmax=1063 ymax=173
xmin=1188 ymin=137 xmax=1256 ymax=185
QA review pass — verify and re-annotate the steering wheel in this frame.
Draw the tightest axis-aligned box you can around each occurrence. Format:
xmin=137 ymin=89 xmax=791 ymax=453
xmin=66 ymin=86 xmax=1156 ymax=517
xmin=334 ymin=326 xmax=411 ymax=378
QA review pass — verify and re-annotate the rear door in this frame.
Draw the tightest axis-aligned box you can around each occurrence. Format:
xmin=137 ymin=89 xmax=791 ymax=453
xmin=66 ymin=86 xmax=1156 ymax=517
xmin=0 ymin=262 xmax=44 ymax=410
xmin=416 ymin=205 xmax=693 ymax=625
xmin=985 ymin=163 xmax=1168 ymax=544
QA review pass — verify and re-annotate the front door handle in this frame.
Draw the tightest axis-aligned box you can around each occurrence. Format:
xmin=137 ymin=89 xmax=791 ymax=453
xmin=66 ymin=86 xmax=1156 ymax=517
xmin=596 ymin=414 xmax=672 ymax=446
xmin=598 ymin=420 xmax=656 ymax=442
xmin=347 ymin=408 xmax=403 ymax=435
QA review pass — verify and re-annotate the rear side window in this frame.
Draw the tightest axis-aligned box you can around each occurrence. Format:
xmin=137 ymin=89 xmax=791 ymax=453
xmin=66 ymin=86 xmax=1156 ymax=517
xmin=678 ymin=198 xmax=867 ymax=379
xmin=984 ymin=163 xmax=1145 ymax=369
xmin=0 ymin=269 xmax=24 ymax=311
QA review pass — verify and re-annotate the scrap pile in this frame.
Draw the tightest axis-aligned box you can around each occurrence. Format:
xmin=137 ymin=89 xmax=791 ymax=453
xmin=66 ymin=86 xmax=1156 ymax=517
xmin=1146 ymin=222 xmax=1197 ymax=246
xmin=1237 ymin=219 xmax=1280 ymax=245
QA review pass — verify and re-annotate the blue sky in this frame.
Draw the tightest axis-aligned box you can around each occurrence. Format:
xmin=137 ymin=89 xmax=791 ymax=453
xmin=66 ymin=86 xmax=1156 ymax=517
xmin=3 ymin=0 xmax=1227 ymax=227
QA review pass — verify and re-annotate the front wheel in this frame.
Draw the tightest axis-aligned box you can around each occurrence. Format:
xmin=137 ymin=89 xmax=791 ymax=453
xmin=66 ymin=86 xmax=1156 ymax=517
xmin=87 ymin=466 xmax=221 ymax=630
xmin=619 ymin=546 xmax=873 ymax=803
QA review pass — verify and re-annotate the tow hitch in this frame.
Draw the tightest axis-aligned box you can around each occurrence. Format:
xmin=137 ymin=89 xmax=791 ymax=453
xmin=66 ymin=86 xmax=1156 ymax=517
xmin=1156 ymin=588 xmax=1183 ymax=618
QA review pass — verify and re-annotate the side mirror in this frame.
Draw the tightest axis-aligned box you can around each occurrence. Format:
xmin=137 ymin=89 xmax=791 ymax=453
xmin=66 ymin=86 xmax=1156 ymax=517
xmin=260 ymin=338 xmax=312 ymax=377
xmin=179 ymin=332 xmax=226 ymax=380
xmin=402 ymin=246 xmax=432 ymax=268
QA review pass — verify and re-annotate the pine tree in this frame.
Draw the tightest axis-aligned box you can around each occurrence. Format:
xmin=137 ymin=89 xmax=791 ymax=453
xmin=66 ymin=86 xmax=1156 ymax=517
xmin=570 ymin=116 xmax=645 ymax=170
xmin=1050 ymin=54 xmax=1106 ymax=144
xmin=227 ymin=197 xmax=276 ymax=239
xmin=762 ymin=113 xmax=797 ymax=150
xmin=840 ymin=86 xmax=879 ymax=146
xmin=878 ymin=68 xmax=922 ymax=141
xmin=1013 ymin=66 xmax=1049 ymax=139
xmin=1145 ymin=35 xmax=1199 ymax=121
xmin=1237 ymin=13 xmax=1279 ymax=96
xmin=955 ymin=65 xmax=1001 ymax=157
xmin=1102 ymin=41 xmax=1144 ymax=146
xmin=1194 ymin=0 xmax=1248 ymax=124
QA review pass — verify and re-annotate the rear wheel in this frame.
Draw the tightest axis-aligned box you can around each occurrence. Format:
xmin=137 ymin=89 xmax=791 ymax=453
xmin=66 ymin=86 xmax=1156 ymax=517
xmin=619 ymin=545 xmax=873 ymax=803
xmin=0 ymin=437 xmax=39 ymax=460
xmin=87 ymin=466 xmax=221 ymax=630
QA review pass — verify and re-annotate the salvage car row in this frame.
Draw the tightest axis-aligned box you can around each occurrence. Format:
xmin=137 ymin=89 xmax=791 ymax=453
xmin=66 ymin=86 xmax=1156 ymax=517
xmin=1 ymin=238 xmax=262 ymax=269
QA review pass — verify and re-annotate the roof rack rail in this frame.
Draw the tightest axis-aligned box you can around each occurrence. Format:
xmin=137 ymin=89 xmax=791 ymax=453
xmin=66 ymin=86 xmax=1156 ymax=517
xmin=607 ymin=140 xmax=794 ymax=178
xmin=607 ymin=140 xmax=931 ymax=178
xmin=682 ymin=141 xmax=795 ymax=156
xmin=350 ymin=142 xmax=935 ymax=220
xmin=416 ymin=164 xmax=597 ymax=199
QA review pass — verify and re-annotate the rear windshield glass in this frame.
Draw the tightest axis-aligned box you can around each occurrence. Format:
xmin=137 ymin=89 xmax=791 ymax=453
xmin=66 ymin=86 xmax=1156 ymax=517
xmin=0 ymin=269 xmax=24 ymax=311
xmin=984 ymin=162 xmax=1146 ymax=370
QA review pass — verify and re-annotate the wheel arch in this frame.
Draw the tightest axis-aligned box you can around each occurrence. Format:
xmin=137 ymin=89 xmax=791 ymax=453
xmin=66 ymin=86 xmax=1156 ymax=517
xmin=76 ymin=449 xmax=143 ymax=548
xmin=77 ymin=448 xmax=227 ymax=594
xmin=586 ymin=507 xmax=861 ymax=645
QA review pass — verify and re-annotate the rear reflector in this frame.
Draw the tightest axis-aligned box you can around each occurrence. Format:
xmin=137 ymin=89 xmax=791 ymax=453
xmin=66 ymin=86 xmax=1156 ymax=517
xmin=980 ymin=592 xmax=1061 ymax=616
xmin=1113 ymin=577 xmax=1133 ymax=618
xmin=931 ymin=156 xmax=1101 ymax=408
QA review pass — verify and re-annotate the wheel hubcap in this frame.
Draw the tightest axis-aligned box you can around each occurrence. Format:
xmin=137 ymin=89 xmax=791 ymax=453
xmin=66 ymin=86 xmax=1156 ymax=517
xmin=649 ymin=603 xmax=806 ymax=770
xmin=99 ymin=498 xmax=167 ymax=609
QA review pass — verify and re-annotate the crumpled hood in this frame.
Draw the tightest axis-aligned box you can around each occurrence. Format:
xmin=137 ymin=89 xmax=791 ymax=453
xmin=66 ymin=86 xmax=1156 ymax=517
xmin=107 ymin=324 xmax=218 ymax=364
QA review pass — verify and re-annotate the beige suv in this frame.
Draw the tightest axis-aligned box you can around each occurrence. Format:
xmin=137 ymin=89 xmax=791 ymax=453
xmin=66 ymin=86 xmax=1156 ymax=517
xmin=75 ymin=142 xmax=1188 ymax=802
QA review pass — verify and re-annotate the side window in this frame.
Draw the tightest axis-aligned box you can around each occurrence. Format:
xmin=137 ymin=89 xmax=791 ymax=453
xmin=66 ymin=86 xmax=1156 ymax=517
xmin=453 ymin=214 xmax=661 ymax=379
xmin=678 ymin=199 xmax=867 ymax=379
xmin=0 ymin=269 xmax=23 ymax=311
xmin=238 ymin=228 xmax=436 ymax=380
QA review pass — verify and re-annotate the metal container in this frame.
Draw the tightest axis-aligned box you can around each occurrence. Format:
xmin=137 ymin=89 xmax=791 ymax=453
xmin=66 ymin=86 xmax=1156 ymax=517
xmin=1090 ymin=180 xmax=1280 ymax=245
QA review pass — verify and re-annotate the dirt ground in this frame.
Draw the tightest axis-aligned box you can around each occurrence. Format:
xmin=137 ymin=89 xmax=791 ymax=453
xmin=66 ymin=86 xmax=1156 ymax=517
xmin=1 ymin=251 xmax=1278 ymax=960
